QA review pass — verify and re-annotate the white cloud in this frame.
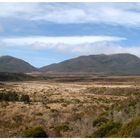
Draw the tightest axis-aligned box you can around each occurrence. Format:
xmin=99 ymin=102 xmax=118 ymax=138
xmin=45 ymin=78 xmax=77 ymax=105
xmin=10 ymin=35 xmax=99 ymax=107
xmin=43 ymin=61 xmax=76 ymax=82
xmin=0 ymin=35 xmax=125 ymax=54
xmin=68 ymin=42 xmax=140 ymax=57
xmin=2 ymin=35 xmax=124 ymax=47
xmin=31 ymin=3 xmax=140 ymax=27
xmin=0 ymin=3 xmax=140 ymax=27
xmin=42 ymin=42 xmax=140 ymax=58
xmin=0 ymin=3 xmax=38 ymax=18
xmin=1 ymin=35 xmax=140 ymax=58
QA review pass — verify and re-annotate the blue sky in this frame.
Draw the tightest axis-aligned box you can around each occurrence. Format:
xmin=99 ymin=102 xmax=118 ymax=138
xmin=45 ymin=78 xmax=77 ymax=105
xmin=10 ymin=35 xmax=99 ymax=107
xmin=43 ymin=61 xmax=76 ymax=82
xmin=0 ymin=3 xmax=140 ymax=67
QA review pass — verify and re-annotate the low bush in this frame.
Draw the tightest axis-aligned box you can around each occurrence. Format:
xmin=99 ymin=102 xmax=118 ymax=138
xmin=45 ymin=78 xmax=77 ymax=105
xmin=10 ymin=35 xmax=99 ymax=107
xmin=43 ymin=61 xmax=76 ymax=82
xmin=118 ymin=116 xmax=140 ymax=138
xmin=90 ymin=121 xmax=122 ymax=138
xmin=20 ymin=94 xmax=30 ymax=103
xmin=54 ymin=124 xmax=70 ymax=132
xmin=0 ymin=90 xmax=31 ymax=103
xmin=93 ymin=116 xmax=109 ymax=127
xmin=0 ymin=90 xmax=19 ymax=101
xmin=23 ymin=126 xmax=48 ymax=138
xmin=90 ymin=116 xmax=140 ymax=138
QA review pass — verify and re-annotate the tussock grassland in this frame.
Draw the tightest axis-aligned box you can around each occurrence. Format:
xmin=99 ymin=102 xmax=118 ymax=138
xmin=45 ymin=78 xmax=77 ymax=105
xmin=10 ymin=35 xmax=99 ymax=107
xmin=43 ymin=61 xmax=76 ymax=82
xmin=0 ymin=78 xmax=140 ymax=137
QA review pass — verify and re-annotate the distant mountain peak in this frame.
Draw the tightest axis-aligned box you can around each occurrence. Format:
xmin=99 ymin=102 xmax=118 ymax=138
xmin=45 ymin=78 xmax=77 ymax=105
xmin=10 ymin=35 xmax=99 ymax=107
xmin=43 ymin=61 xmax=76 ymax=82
xmin=0 ymin=55 xmax=37 ymax=73
xmin=1 ymin=53 xmax=140 ymax=75
xmin=40 ymin=53 xmax=140 ymax=75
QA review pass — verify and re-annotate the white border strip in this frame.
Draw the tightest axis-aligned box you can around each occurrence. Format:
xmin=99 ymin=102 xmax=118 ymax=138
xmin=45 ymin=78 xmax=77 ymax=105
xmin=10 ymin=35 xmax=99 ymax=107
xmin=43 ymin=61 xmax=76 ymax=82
xmin=0 ymin=0 xmax=140 ymax=2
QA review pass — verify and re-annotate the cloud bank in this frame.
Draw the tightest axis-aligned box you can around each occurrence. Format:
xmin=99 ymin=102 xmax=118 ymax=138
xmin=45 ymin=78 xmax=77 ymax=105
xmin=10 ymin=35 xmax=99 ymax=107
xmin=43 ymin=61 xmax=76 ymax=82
xmin=2 ymin=35 xmax=124 ymax=46
xmin=1 ymin=35 xmax=140 ymax=58
xmin=0 ymin=3 xmax=140 ymax=27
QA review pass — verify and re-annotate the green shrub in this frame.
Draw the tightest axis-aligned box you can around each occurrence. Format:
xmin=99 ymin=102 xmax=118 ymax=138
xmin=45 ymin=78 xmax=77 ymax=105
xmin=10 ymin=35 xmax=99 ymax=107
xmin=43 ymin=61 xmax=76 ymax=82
xmin=91 ymin=121 xmax=122 ymax=138
xmin=105 ymin=116 xmax=140 ymax=138
xmin=20 ymin=94 xmax=30 ymax=103
xmin=23 ymin=126 xmax=48 ymax=138
xmin=93 ymin=116 xmax=108 ymax=127
xmin=118 ymin=116 xmax=140 ymax=138
xmin=0 ymin=90 xmax=31 ymax=103
xmin=133 ymin=128 xmax=140 ymax=138
xmin=0 ymin=90 xmax=19 ymax=101
xmin=54 ymin=124 xmax=70 ymax=132
xmin=6 ymin=92 xmax=19 ymax=101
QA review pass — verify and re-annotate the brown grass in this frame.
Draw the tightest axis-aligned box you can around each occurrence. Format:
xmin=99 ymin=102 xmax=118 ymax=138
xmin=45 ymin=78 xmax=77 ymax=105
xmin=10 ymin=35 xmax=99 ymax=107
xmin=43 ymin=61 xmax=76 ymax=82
xmin=0 ymin=76 xmax=140 ymax=137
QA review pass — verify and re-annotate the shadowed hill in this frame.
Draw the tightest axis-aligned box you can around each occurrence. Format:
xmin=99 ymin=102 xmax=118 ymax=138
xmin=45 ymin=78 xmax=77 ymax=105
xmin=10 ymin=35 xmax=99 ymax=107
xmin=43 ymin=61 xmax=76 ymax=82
xmin=0 ymin=56 xmax=37 ymax=73
xmin=40 ymin=53 xmax=140 ymax=75
xmin=1 ymin=54 xmax=140 ymax=75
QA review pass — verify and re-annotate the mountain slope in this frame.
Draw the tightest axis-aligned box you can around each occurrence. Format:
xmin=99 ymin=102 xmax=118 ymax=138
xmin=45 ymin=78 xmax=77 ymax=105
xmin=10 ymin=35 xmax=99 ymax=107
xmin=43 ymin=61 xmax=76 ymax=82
xmin=40 ymin=53 xmax=140 ymax=75
xmin=0 ymin=56 xmax=37 ymax=73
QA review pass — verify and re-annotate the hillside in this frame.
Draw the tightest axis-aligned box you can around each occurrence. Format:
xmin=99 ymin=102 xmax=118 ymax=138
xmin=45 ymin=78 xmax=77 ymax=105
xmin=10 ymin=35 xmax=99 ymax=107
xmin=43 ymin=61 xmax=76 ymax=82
xmin=0 ymin=56 xmax=37 ymax=73
xmin=1 ymin=53 xmax=140 ymax=75
xmin=40 ymin=53 xmax=140 ymax=75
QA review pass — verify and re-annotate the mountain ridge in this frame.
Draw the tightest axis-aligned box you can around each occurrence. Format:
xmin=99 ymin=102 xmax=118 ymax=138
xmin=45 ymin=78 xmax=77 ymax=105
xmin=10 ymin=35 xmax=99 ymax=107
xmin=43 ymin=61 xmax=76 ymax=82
xmin=40 ymin=53 xmax=140 ymax=75
xmin=0 ymin=55 xmax=37 ymax=73
xmin=1 ymin=53 xmax=140 ymax=75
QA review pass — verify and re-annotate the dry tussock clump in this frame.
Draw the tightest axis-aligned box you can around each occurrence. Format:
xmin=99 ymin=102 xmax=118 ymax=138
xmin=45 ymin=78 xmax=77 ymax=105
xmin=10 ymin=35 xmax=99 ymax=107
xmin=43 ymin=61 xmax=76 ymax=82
xmin=86 ymin=86 xmax=140 ymax=96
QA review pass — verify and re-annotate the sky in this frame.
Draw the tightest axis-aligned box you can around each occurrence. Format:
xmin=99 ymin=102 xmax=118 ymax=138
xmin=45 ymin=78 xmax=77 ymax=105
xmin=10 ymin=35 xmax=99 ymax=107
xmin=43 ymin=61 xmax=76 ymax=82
xmin=0 ymin=3 xmax=140 ymax=67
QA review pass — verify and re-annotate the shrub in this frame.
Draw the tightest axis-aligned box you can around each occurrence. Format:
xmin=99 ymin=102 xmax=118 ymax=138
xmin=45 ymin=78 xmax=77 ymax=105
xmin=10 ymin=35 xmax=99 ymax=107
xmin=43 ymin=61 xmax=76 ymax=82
xmin=20 ymin=94 xmax=30 ymax=103
xmin=51 ymin=109 xmax=59 ymax=113
xmin=133 ymin=128 xmax=140 ymax=138
xmin=91 ymin=121 xmax=122 ymax=138
xmin=118 ymin=116 xmax=140 ymax=138
xmin=23 ymin=126 xmax=48 ymax=138
xmin=93 ymin=116 xmax=109 ymax=127
xmin=0 ymin=90 xmax=31 ymax=103
xmin=91 ymin=116 xmax=140 ymax=138
xmin=0 ymin=90 xmax=19 ymax=101
xmin=54 ymin=124 xmax=70 ymax=132
xmin=6 ymin=92 xmax=19 ymax=101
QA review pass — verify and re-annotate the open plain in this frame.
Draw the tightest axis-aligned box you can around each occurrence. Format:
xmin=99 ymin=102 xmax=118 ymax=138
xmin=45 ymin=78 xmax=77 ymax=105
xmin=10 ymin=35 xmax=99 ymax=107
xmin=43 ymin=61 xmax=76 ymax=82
xmin=0 ymin=76 xmax=140 ymax=137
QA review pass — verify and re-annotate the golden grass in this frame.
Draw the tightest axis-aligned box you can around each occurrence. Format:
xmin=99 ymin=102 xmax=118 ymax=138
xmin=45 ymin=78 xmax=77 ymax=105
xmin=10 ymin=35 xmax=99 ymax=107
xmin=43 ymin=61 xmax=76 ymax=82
xmin=0 ymin=78 xmax=139 ymax=137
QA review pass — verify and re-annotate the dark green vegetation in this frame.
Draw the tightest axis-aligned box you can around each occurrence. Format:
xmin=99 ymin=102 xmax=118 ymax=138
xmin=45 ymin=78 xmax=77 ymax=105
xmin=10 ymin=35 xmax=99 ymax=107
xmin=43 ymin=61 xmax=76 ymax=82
xmin=92 ymin=116 xmax=109 ymax=127
xmin=90 ymin=121 xmax=122 ymax=138
xmin=118 ymin=116 xmax=140 ymax=137
xmin=0 ymin=89 xmax=30 ymax=102
xmin=23 ymin=126 xmax=48 ymax=138
xmin=20 ymin=94 xmax=30 ymax=103
xmin=54 ymin=124 xmax=70 ymax=132
xmin=0 ymin=72 xmax=35 ymax=81
xmin=88 ymin=94 xmax=140 ymax=138
xmin=40 ymin=53 xmax=140 ymax=75
xmin=0 ymin=56 xmax=37 ymax=73
xmin=90 ymin=116 xmax=140 ymax=138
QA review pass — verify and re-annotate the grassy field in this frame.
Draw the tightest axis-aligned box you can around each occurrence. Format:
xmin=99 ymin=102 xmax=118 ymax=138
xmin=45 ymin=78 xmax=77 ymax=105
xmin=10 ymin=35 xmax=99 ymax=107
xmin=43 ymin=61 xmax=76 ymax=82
xmin=0 ymin=76 xmax=140 ymax=137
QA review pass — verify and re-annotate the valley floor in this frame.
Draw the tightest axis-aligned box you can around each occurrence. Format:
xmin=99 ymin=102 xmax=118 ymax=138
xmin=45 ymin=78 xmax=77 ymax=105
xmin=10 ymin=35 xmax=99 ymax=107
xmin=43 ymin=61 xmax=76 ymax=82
xmin=0 ymin=77 xmax=140 ymax=137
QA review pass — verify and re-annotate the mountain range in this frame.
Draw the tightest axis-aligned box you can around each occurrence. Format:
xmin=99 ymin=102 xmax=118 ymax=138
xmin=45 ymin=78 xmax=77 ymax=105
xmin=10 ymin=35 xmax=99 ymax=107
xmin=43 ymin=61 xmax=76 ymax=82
xmin=1 ymin=53 xmax=140 ymax=75
xmin=0 ymin=56 xmax=37 ymax=73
